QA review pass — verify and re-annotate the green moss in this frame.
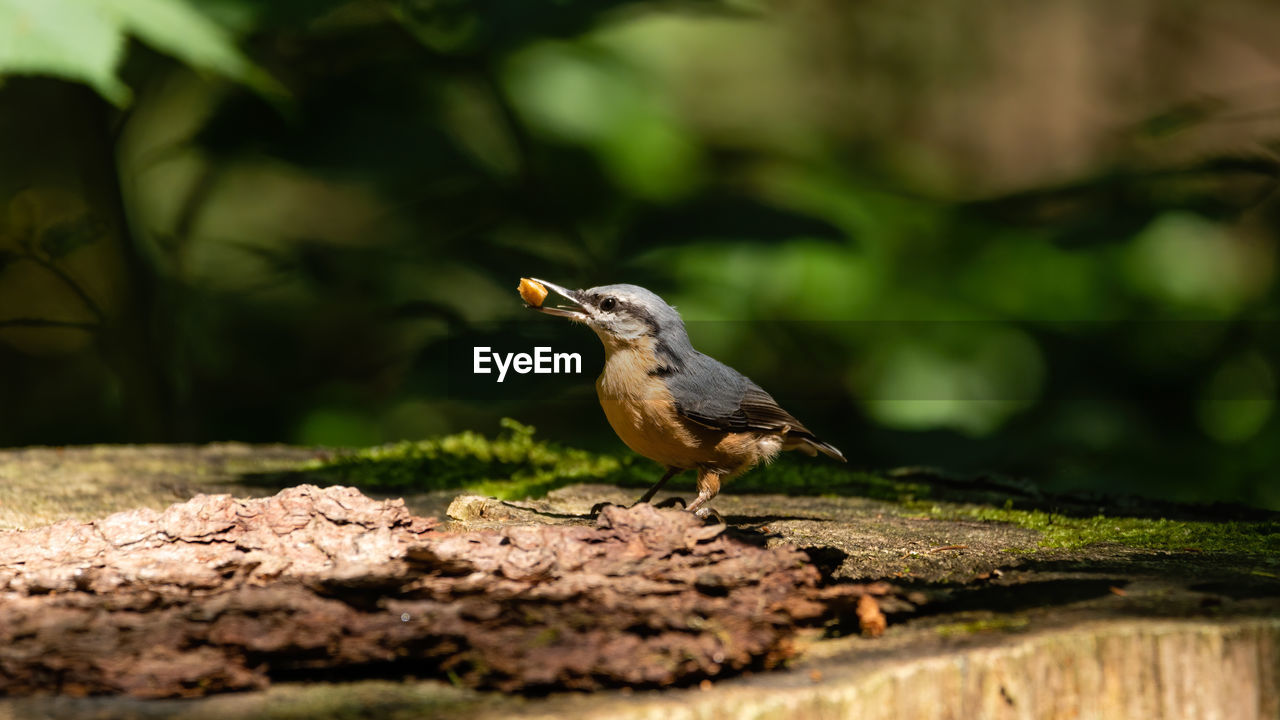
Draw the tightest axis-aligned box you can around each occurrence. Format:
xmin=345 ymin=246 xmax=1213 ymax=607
xmin=730 ymin=460 xmax=931 ymax=502
xmin=288 ymin=419 xmax=929 ymax=503
xmin=290 ymin=418 xmax=643 ymax=500
xmin=290 ymin=421 xmax=1278 ymax=556
xmin=914 ymin=502 xmax=1280 ymax=555
xmin=724 ymin=459 xmax=1276 ymax=560
xmin=530 ymin=627 xmax=561 ymax=648
xmin=935 ymin=616 xmax=1030 ymax=637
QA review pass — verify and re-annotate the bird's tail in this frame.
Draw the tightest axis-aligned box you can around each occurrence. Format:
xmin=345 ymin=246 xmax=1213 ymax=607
xmin=804 ymin=437 xmax=846 ymax=463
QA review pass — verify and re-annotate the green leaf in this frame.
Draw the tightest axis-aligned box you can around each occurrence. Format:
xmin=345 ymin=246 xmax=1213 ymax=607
xmin=0 ymin=0 xmax=278 ymax=106
xmin=103 ymin=0 xmax=279 ymax=95
xmin=0 ymin=0 xmax=130 ymax=104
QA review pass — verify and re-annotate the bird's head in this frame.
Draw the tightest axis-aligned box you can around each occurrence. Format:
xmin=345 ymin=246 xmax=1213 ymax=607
xmin=524 ymin=279 xmax=686 ymax=352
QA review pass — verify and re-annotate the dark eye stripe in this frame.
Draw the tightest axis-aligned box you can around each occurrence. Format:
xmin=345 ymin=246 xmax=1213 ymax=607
xmin=594 ymin=296 xmax=660 ymax=335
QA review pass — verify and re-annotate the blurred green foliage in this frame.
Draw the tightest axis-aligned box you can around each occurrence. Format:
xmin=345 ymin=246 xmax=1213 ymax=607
xmin=1 ymin=0 xmax=1277 ymax=508
xmin=0 ymin=0 xmax=275 ymax=104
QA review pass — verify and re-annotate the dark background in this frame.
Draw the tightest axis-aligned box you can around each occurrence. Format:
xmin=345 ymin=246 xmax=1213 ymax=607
xmin=1 ymin=0 xmax=1277 ymax=508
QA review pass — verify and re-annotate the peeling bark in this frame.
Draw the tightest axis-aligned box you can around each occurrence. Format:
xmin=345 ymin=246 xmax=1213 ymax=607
xmin=0 ymin=486 xmax=889 ymax=698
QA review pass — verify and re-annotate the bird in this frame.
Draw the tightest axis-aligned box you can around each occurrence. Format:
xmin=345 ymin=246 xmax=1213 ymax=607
xmin=520 ymin=278 xmax=845 ymax=518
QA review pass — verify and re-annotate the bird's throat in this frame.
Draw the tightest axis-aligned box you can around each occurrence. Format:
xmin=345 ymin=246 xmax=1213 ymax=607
xmin=597 ymin=337 xmax=662 ymax=398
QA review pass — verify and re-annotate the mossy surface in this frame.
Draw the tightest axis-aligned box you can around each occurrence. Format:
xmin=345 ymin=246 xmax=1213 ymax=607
xmin=912 ymin=502 xmax=1280 ymax=555
xmin=285 ymin=418 xmax=928 ymax=502
xmin=280 ymin=419 xmax=642 ymax=500
xmin=279 ymin=420 xmax=1278 ymax=556
xmin=1 ymin=679 xmax=502 ymax=720
xmin=2 ymin=438 xmax=1278 ymax=719
xmin=934 ymin=616 xmax=1031 ymax=637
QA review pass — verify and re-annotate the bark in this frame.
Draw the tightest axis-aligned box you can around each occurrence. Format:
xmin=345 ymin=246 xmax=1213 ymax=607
xmin=0 ymin=485 xmax=889 ymax=698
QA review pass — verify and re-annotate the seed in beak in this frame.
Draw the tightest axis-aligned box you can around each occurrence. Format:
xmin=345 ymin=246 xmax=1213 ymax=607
xmin=518 ymin=278 xmax=549 ymax=307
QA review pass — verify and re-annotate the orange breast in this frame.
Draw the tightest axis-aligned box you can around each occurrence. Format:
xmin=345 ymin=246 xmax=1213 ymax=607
xmin=593 ymin=338 xmax=783 ymax=476
xmin=595 ymin=343 xmax=706 ymax=469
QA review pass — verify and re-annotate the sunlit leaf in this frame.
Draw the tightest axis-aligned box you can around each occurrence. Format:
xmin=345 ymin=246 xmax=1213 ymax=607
xmin=0 ymin=0 xmax=130 ymax=103
xmin=0 ymin=0 xmax=277 ymax=106
xmin=103 ymin=0 xmax=278 ymax=95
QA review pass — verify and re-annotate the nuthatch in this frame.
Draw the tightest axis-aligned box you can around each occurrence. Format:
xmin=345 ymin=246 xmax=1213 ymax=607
xmin=523 ymin=279 xmax=845 ymax=518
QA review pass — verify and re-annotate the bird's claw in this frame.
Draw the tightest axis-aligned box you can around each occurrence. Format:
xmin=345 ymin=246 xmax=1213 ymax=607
xmin=694 ymin=507 xmax=725 ymax=525
xmin=650 ymin=496 xmax=687 ymax=510
xmin=589 ymin=501 xmax=622 ymax=517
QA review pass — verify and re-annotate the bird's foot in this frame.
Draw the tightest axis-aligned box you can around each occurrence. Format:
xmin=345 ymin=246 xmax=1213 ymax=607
xmin=649 ymin=496 xmax=687 ymax=510
xmin=693 ymin=506 xmax=725 ymax=525
xmin=589 ymin=500 xmax=623 ymax=517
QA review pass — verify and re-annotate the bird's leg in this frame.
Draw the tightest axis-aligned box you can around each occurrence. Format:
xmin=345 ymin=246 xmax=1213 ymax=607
xmin=685 ymin=469 xmax=723 ymax=517
xmin=635 ymin=467 xmax=682 ymax=506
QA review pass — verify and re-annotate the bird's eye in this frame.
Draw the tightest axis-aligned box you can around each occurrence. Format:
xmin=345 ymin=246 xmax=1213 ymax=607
xmin=600 ymin=297 xmax=617 ymax=311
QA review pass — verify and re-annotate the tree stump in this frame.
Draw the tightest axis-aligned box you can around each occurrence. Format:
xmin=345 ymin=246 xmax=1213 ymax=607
xmin=0 ymin=444 xmax=1276 ymax=719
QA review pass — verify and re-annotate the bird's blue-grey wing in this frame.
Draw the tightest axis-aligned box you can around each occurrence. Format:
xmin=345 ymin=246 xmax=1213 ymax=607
xmin=664 ymin=352 xmax=816 ymax=437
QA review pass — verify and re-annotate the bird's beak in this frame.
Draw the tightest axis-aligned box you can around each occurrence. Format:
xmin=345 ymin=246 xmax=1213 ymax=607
xmin=527 ymin=278 xmax=589 ymax=321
